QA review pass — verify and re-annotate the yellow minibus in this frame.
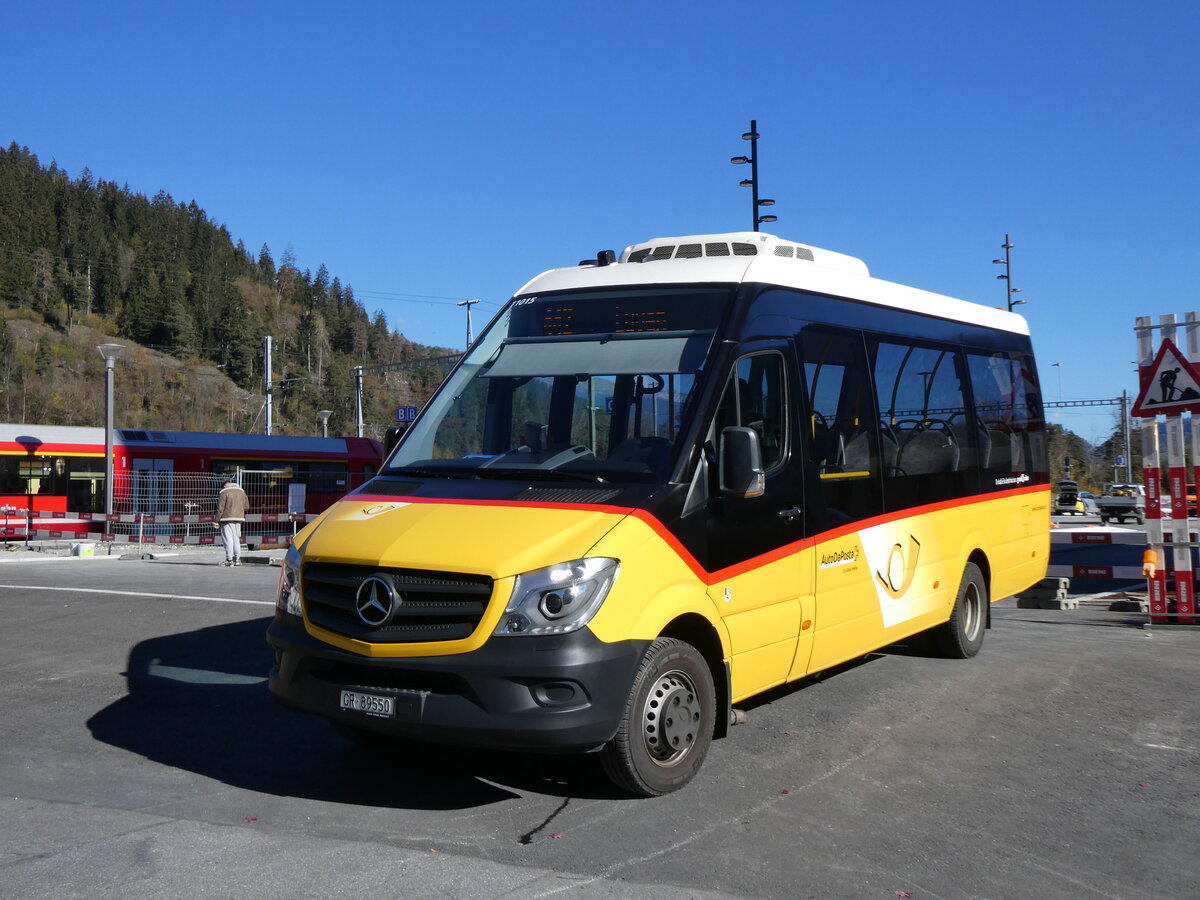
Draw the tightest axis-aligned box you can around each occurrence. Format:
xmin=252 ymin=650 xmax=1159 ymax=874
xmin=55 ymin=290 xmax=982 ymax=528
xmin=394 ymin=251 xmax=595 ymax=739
xmin=268 ymin=232 xmax=1049 ymax=795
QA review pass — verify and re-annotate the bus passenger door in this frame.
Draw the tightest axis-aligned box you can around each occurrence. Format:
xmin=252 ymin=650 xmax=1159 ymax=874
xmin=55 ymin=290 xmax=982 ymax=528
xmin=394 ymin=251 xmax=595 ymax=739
xmin=798 ymin=325 xmax=888 ymax=674
xmin=703 ymin=350 xmax=812 ymax=701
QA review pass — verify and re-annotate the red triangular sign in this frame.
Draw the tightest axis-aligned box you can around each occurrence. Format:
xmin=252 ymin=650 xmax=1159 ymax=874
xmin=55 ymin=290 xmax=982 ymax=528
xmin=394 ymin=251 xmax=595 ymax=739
xmin=1131 ymin=338 xmax=1200 ymax=416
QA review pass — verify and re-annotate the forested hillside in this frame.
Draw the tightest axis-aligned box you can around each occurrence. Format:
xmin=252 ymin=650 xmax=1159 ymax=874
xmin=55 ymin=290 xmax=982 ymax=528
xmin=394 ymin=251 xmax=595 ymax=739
xmin=0 ymin=143 xmax=453 ymax=437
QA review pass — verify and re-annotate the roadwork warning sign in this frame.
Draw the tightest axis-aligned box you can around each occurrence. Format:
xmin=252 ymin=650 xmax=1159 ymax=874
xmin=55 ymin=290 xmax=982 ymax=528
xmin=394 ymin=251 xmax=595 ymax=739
xmin=1131 ymin=338 xmax=1200 ymax=417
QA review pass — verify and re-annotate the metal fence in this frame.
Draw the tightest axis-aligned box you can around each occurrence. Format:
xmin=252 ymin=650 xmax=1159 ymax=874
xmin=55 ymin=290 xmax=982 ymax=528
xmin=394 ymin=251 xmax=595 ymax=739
xmin=107 ymin=468 xmax=308 ymax=544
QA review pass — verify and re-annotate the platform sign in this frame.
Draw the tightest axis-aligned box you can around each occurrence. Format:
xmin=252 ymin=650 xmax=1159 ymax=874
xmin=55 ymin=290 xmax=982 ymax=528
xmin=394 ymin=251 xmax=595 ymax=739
xmin=1131 ymin=338 xmax=1200 ymax=417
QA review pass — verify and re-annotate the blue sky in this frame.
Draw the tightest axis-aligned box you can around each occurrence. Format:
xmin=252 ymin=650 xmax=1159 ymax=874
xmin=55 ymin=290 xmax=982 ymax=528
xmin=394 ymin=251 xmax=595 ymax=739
xmin=4 ymin=1 xmax=1196 ymax=442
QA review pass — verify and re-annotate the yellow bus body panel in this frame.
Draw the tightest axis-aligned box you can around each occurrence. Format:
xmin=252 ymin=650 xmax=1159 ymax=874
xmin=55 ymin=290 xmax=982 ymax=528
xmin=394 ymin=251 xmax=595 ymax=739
xmin=299 ymin=497 xmax=628 ymax=657
xmin=808 ymin=487 xmax=1049 ymax=674
xmin=584 ymin=513 xmax=728 ymax=648
xmin=703 ymin=548 xmax=814 ymax=703
xmin=585 ymin=515 xmax=813 ymax=703
xmin=295 ymin=485 xmax=1047 ymax=683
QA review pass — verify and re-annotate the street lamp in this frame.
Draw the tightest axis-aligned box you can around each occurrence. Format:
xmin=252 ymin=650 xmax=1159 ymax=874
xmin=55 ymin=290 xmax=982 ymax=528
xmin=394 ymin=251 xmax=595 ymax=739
xmin=96 ymin=343 xmax=123 ymax=519
xmin=730 ymin=119 xmax=777 ymax=231
xmin=992 ymin=233 xmax=1027 ymax=312
xmin=15 ymin=436 xmax=41 ymax=549
xmin=317 ymin=409 xmax=333 ymax=439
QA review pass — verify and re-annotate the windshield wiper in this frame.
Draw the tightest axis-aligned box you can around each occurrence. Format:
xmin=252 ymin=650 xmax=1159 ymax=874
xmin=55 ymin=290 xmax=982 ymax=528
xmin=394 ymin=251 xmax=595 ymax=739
xmin=475 ymin=469 xmax=608 ymax=484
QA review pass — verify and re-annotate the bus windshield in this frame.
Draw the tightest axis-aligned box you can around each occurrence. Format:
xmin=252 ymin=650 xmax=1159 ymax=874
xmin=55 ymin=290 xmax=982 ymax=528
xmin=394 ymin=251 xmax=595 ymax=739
xmin=385 ymin=287 xmax=732 ymax=483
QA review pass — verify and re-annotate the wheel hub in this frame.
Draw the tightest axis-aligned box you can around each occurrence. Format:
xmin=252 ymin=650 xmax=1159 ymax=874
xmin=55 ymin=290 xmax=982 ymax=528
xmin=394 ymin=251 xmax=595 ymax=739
xmin=642 ymin=670 xmax=700 ymax=764
xmin=963 ymin=583 xmax=982 ymax=640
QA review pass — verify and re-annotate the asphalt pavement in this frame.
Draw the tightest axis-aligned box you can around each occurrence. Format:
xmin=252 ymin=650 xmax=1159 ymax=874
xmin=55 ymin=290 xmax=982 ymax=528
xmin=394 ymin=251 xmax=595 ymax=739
xmin=0 ymin=548 xmax=1196 ymax=899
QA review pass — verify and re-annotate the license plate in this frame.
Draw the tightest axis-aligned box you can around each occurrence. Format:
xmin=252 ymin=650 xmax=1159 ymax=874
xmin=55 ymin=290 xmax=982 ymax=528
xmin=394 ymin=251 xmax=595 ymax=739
xmin=339 ymin=690 xmax=395 ymax=718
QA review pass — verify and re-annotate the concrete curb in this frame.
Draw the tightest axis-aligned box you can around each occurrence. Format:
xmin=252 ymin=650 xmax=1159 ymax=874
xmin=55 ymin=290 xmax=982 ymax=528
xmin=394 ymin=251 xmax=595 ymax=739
xmin=0 ymin=552 xmax=124 ymax=564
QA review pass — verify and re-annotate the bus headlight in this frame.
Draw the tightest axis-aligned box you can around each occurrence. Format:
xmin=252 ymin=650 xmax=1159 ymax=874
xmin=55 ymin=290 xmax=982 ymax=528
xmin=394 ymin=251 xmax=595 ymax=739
xmin=494 ymin=557 xmax=619 ymax=636
xmin=275 ymin=543 xmax=302 ymax=617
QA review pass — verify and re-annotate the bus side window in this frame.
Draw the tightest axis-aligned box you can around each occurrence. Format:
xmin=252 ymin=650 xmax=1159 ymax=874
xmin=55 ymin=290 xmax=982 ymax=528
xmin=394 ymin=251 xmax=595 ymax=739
xmin=799 ymin=326 xmax=883 ymax=527
xmin=967 ymin=351 xmax=1047 ymax=485
xmin=870 ymin=339 xmax=977 ymax=508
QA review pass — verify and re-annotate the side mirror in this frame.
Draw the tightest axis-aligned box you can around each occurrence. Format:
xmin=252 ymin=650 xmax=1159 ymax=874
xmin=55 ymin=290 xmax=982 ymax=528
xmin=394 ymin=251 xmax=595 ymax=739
xmin=720 ymin=426 xmax=765 ymax=498
xmin=384 ymin=425 xmax=407 ymax=458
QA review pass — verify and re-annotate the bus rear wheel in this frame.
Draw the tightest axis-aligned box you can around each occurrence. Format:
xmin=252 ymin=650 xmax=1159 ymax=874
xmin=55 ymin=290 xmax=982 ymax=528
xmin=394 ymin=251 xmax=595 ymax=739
xmin=601 ymin=637 xmax=716 ymax=797
xmin=935 ymin=562 xmax=987 ymax=659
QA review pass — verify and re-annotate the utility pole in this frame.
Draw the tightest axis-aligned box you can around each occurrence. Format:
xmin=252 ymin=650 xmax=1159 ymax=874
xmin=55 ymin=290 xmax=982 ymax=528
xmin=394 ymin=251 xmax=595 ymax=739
xmin=457 ymin=299 xmax=480 ymax=349
xmin=263 ymin=335 xmax=273 ymax=436
xmin=1121 ymin=389 xmax=1132 ymax=483
xmin=354 ymin=366 xmax=364 ymax=438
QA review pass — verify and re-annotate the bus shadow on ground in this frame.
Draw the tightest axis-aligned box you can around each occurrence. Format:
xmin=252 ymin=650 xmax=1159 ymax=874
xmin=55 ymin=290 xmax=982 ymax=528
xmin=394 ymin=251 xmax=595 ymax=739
xmin=86 ymin=619 xmax=621 ymax=809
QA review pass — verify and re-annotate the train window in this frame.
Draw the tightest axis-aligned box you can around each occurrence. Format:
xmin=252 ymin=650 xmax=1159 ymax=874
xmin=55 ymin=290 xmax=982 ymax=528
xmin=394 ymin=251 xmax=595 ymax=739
xmin=0 ymin=457 xmax=19 ymax=494
xmin=303 ymin=463 xmax=349 ymax=493
xmin=211 ymin=460 xmax=349 ymax=494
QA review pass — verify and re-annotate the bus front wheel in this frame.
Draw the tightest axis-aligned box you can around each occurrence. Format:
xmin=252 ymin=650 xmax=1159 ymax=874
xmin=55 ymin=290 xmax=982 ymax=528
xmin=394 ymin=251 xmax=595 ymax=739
xmin=601 ymin=637 xmax=716 ymax=797
xmin=935 ymin=562 xmax=987 ymax=659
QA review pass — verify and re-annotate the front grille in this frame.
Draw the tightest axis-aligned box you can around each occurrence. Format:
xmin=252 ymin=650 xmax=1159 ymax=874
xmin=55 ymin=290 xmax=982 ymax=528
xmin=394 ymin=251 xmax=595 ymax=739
xmin=303 ymin=563 xmax=493 ymax=643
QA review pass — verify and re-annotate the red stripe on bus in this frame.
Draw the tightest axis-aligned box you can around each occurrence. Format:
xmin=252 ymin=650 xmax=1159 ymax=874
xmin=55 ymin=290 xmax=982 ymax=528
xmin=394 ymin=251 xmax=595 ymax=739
xmin=342 ymin=482 xmax=1048 ymax=584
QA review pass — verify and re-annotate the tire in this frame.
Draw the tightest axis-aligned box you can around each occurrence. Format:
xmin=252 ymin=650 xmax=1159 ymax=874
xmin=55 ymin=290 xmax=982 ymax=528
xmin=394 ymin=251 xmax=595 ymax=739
xmin=600 ymin=637 xmax=716 ymax=797
xmin=934 ymin=562 xmax=987 ymax=659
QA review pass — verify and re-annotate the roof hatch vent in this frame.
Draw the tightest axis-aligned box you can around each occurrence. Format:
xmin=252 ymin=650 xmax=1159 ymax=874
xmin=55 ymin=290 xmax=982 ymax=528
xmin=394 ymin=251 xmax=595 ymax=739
xmin=618 ymin=233 xmax=869 ymax=276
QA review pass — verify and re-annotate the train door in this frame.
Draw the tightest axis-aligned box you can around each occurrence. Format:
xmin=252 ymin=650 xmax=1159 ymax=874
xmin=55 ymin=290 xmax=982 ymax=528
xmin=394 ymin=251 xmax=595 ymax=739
xmin=132 ymin=458 xmax=173 ymax=535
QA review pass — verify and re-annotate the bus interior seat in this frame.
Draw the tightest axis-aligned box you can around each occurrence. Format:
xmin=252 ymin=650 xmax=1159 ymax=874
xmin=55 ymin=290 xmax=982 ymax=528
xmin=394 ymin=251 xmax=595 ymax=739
xmin=986 ymin=426 xmax=1023 ymax=472
xmin=896 ymin=423 xmax=960 ymax=475
xmin=984 ymin=427 xmax=1022 ymax=475
xmin=877 ymin=423 xmax=900 ymax=473
xmin=951 ymin=419 xmax=991 ymax=469
xmin=841 ymin=427 xmax=875 ymax=474
xmin=809 ymin=415 xmax=838 ymax=471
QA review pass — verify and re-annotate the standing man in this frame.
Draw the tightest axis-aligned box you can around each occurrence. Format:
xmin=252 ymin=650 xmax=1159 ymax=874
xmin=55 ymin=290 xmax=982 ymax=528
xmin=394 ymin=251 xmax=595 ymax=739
xmin=215 ymin=476 xmax=249 ymax=566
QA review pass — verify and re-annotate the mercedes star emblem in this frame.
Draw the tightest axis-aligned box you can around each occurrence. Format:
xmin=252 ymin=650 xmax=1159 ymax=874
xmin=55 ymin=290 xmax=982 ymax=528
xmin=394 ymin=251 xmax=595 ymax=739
xmin=355 ymin=574 xmax=398 ymax=627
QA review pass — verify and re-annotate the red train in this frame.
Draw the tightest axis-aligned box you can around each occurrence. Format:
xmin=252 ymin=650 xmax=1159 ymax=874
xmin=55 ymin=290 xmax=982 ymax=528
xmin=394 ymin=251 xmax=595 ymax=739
xmin=0 ymin=424 xmax=383 ymax=534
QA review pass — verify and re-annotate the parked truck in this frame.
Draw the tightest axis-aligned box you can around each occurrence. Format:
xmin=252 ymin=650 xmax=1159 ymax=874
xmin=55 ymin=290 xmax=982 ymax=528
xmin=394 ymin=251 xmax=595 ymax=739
xmin=1097 ymin=483 xmax=1146 ymax=524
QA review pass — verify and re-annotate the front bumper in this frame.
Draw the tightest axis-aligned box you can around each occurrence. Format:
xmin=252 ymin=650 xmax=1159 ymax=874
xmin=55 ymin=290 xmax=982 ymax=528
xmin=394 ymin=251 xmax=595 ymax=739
xmin=266 ymin=613 xmax=648 ymax=752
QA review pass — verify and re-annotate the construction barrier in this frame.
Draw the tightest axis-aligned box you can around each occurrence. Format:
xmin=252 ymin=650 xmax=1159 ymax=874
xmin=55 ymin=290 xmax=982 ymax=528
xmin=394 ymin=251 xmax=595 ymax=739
xmin=1134 ymin=313 xmax=1199 ymax=624
xmin=1 ymin=507 xmax=312 ymax=548
xmin=1047 ymin=528 xmax=1155 ymax=582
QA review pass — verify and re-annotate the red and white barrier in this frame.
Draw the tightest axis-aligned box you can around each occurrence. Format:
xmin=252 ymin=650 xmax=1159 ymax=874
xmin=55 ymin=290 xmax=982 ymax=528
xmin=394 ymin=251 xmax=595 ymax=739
xmin=1136 ymin=313 xmax=1196 ymax=624
xmin=1 ymin=507 xmax=311 ymax=548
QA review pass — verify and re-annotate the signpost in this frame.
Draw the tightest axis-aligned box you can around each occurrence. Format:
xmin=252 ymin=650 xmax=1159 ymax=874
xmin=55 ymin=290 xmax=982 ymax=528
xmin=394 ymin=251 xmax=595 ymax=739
xmin=1134 ymin=315 xmax=1200 ymax=625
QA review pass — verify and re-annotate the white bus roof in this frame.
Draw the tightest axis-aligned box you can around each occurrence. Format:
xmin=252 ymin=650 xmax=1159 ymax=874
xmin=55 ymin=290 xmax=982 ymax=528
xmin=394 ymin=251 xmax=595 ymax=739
xmin=514 ymin=231 xmax=1029 ymax=336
